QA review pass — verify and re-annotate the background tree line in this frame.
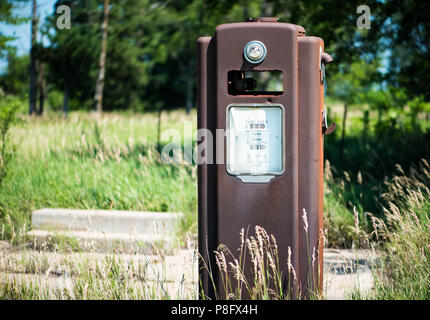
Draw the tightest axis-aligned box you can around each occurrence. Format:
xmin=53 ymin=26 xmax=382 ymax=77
xmin=0 ymin=0 xmax=429 ymax=115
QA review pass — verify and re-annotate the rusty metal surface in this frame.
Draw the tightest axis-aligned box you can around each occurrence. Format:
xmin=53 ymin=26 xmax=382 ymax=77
xmin=245 ymin=17 xmax=279 ymax=22
xmin=323 ymin=122 xmax=336 ymax=135
xmin=197 ymin=36 xmax=217 ymax=298
xmin=297 ymin=36 xmax=325 ymax=297
xmin=198 ymin=19 xmax=331 ymax=299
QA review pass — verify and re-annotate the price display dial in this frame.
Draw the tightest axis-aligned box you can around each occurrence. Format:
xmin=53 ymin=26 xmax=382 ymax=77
xmin=226 ymin=104 xmax=284 ymax=178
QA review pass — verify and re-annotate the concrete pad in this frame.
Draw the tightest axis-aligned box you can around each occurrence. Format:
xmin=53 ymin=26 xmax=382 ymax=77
xmin=29 ymin=208 xmax=183 ymax=252
xmin=323 ymin=249 xmax=381 ymax=299
xmin=0 ymin=241 xmax=11 ymax=251
xmin=0 ymin=249 xmax=197 ymax=283
xmin=0 ymin=246 xmax=380 ymax=299
xmin=32 ymin=208 xmax=182 ymax=234
xmin=27 ymin=229 xmax=181 ymax=253
xmin=0 ymin=248 xmax=198 ymax=299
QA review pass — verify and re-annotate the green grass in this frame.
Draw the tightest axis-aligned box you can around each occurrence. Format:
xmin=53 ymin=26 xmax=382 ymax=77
xmin=0 ymin=244 xmax=197 ymax=299
xmin=1 ymin=100 xmax=429 ymax=299
xmin=370 ymin=160 xmax=430 ymax=299
xmin=322 ymin=102 xmax=430 ymax=247
xmin=0 ymin=110 xmax=198 ymax=242
xmin=1 ymin=102 xmax=429 ymax=249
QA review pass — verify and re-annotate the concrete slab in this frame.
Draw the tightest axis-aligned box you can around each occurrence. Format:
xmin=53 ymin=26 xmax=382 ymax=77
xmin=26 ymin=229 xmax=182 ymax=254
xmin=323 ymin=249 xmax=381 ymax=299
xmin=29 ymin=209 xmax=183 ymax=252
xmin=1 ymin=244 xmax=380 ymax=299
xmin=0 ymin=248 xmax=198 ymax=299
xmin=0 ymin=249 xmax=197 ymax=283
xmin=32 ymin=208 xmax=182 ymax=234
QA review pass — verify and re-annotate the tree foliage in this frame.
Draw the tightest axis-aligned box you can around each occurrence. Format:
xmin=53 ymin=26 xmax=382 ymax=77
xmin=0 ymin=48 xmax=29 ymax=96
xmin=0 ymin=0 xmax=28 ymax=58
xmin=1 ymin=0 xmax=430 ymax=112
xmin=382 ymin=1 xmax=430 ymax=101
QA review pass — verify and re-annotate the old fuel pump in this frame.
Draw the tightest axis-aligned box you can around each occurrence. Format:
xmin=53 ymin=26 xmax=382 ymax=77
xmin=197 ymin=17 xmax=334 ymax=299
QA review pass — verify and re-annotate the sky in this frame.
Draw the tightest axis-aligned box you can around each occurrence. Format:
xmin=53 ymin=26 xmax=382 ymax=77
xmin=0 ymin=0 xmax=56 ymax=72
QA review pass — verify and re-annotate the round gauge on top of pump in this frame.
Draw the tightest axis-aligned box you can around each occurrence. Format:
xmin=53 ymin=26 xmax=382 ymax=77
xmin=244 ymin=40 xmax=267 ymax=64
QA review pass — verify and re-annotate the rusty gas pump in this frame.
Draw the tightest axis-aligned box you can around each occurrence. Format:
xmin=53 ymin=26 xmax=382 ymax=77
xmin=197 ymin=17 xmax=333 ymax=299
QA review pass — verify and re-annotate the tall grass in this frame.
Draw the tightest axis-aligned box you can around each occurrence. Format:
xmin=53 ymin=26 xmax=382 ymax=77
xmin=2 ymin=104 xmax=428 ymax=249
xmin=0 ymin=110 xmax=197 ymax=241
xmin=1 ymin=104 xmax=429 ymax=299
xmin=370 ymin=159 xmax=430 ymax=299
xmin=0 ymin=242 xmax=198 ymax=300
xmin=323 ymin=102 xmax=430 ymax=247
xmin=200 ymin=226 xmax=296 ymax=300
xmin=201 ymin=221 xmax=322 ymax=300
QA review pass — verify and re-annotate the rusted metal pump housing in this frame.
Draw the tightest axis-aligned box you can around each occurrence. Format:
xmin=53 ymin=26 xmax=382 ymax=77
xmin=197 ymin=18 xmax=333 ymax=299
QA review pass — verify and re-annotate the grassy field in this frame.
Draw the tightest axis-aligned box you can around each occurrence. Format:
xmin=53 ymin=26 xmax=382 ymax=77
xmin=0 ymin=100 xmax=429 ymax=299
xmin=322 ymin=101 xmax=430 ymax=248
xmin=1 ymin=102 xmax=428 ymax=246
xmin=344 ymin=159 xmax=430 ymax=300
xmin=1 ymin=109 xmax=198 ymax=243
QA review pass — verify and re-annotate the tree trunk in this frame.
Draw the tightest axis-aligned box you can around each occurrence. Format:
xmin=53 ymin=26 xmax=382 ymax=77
xmin=63 ymin=81 xmax=69 ymax=118
xmin=157 ymin=109 xmax=162 ymax=154
xmin=29 ymin=0 xmax=38 ymax=115
xmin=242 ymin=0 xmax=249 ymax=18
xmin=377 ymin=107 xmax=382 ymax=128
xmin=37 ymin=62 xmax=45 ymax=115
xmin=261 ymin=1 xmax=273 ymax=16
xmin=186 ymin=63 xmax=193 ymax=114
xmin=94 ymin=0 xmax=110 ymax=114
xmin=340 ymin=103 xmax=348 ymax=160
xmin=363 ymin=109 xmax=369 ymax=139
